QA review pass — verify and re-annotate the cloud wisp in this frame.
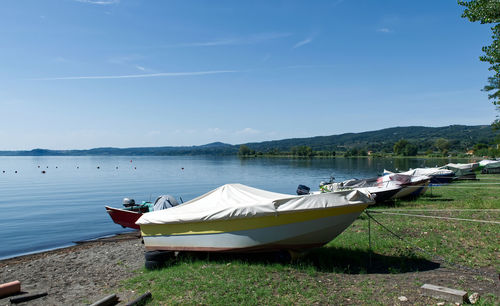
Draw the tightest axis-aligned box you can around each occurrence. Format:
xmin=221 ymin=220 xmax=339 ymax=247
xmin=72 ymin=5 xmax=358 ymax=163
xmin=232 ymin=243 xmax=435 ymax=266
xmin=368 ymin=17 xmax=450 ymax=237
xmin=293 ymin=37 xmax=314 ymax=49
xmin=168 ymin=32 xmax=292 ymax=48
xmin=29 ymin=70 xmax=237 ymax=81
xmin=377 ymin=28 xmax=392 ymax=33
xmin=75 ymin=0 xmax=119 ymax=5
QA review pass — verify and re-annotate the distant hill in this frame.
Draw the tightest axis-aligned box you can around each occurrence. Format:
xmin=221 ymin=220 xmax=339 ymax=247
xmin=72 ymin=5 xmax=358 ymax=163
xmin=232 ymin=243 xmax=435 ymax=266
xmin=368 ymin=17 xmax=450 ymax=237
xmin=0 ymin=125 xmax=495 ymax=156
xmin=243 ymin=125 xmax=496 ymax=153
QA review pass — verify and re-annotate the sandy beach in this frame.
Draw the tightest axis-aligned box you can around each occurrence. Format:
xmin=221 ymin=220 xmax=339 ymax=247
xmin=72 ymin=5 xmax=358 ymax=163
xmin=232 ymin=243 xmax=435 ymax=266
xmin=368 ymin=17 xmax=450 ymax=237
xmin=0 ymin=232 xmax=145 ymax=305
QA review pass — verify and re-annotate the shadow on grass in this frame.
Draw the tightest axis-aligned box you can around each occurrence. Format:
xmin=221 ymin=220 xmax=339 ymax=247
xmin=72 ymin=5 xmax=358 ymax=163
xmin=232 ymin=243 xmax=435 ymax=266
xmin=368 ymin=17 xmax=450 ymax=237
xmin=171 ymin=246 xmax=440 ymax=275
xmin=299 ymin=246 xmax=440 ymax=274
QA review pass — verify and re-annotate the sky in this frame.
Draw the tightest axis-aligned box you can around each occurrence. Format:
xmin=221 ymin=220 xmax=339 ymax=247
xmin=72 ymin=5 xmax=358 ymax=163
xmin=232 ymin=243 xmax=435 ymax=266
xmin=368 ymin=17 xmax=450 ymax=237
xmin=0 ymin=0 xmax=496 ymax=150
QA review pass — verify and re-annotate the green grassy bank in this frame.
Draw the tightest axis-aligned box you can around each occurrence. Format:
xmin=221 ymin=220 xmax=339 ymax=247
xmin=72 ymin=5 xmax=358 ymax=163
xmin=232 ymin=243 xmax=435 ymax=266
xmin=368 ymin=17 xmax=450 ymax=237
xmin=122 ymin=174 xmax=500 ymax=305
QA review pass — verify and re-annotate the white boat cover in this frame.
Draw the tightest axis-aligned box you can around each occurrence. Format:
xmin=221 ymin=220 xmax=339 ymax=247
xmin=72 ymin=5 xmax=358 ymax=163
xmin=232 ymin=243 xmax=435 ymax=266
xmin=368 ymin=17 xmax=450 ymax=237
xmin=385 ymin=167 xmax=453 ymax=177
xmin=443 ymin=163 xmax=479 ymax=170
xmin=380 ymin=172 xmax=430 ymax=184
xmin=137 ymin=183 xmax=374 ymax=225
xmin=479 ymin=159 xmax=499 ymax=167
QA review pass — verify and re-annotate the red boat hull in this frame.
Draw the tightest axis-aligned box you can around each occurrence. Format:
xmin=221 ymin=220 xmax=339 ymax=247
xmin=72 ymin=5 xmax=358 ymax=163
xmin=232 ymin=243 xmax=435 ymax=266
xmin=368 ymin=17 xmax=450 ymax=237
xmin=105 ymin=206 xmax=143 ymax=230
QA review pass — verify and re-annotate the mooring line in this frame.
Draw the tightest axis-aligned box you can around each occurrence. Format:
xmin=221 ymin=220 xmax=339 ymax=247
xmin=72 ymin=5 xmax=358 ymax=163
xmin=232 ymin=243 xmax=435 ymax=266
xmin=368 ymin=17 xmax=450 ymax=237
xmin=367 ymin=210 xmax=500 ymax=224
xmin=363 ymin=211 xmax=494 ymax=277
xmin=374 ymin=209 xmax=500 ymax=212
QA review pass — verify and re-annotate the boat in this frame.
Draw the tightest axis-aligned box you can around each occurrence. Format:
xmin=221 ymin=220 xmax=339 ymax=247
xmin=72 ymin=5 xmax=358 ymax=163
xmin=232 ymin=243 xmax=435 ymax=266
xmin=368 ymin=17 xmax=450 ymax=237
xmin=440 ymin=163 xmax=479 ymax=180
xmin=385 ymin=168 xmax=455 ymax=185
xmin=481 ymin=161 xmax=500 ymax=174
xmin=136 ymin=183 xmax=375 ymax=253
xmin=381 ymin=171 xmax=430 ymax=199
xmin=106 ymin=195 xmax=179 ymax=230
xmin=318 ymin=178 xmax=403 ymax=204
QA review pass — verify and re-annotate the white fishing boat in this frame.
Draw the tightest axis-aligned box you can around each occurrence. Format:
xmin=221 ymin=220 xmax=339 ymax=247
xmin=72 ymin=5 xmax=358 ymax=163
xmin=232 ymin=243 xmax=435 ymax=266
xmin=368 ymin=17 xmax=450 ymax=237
xmin=136 ymin=183 xmax=375 ymax=253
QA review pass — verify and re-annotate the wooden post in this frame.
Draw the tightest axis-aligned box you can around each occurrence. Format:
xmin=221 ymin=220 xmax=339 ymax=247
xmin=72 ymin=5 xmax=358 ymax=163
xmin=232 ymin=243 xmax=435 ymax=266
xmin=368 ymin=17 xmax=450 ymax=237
xmin=421 ymin=284 xmax=467 ymax=304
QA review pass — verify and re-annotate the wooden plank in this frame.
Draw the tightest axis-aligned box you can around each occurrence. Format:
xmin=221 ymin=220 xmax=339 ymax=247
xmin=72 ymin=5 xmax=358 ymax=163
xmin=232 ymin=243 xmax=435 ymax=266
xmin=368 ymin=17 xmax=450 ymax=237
xmin=125 ymin=291 xmax=152 ymax=306
xmin=420 ymin=284 xmax=467 ymax=304
xmin=89 ymin=294 xmax=119 ymax=306
xmin=10 ymin=292 xmax=48 ymax=304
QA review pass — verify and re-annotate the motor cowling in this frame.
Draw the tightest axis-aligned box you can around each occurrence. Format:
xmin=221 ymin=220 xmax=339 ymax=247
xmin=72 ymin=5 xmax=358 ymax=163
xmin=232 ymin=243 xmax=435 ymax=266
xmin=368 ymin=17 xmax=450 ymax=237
xmin=296 ymin=184 xmax=310 ymax=195
xmin=122 ymin=198 xmax=136 ymax=207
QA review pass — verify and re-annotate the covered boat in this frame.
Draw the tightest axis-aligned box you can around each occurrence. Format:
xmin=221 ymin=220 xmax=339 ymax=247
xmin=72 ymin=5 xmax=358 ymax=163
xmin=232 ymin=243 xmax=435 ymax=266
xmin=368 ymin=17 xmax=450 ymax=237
xmin=482 ymin=161 xmax=500 ymax=174
xmin=386 ymin=168 xmax=455 ymax=184
xmin=380 ymin=171 xmax=430 ymax=199
xmin=441 ymin=163 xmax=478 ymax=180
xmin=319 ymin=178 xmax=402 ymax=204
xmin=137 ymin=183 xmax=375 ymax=253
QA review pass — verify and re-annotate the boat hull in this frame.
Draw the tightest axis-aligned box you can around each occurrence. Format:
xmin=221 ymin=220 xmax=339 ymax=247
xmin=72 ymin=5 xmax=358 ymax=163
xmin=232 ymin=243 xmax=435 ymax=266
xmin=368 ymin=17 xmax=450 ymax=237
xmin=391 ymin=180 xmax=429 ymax=199
xmin=141 ymin=203 xmax=368 ymax=252
xmin=105 ymin=206 xmax=143 ymax=230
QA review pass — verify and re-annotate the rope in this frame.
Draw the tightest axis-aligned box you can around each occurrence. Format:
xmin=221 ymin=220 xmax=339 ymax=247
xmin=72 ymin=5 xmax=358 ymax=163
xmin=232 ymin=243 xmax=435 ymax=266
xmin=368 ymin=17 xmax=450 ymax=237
xmin=363 ymin=211 xmax=494 ymax=277
xmin=374 ymin=209 xmax=500 ymax=212
xmin=367 ymin=210 xmax=500 ymax=224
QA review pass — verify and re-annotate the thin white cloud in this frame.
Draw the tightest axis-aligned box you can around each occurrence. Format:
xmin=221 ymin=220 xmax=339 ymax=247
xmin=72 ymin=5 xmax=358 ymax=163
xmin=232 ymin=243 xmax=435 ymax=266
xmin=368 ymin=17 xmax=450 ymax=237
xmin=75 ymin=0 xmax=119 ymax=5
xmin=29 ymin=70 xmax=237 ymax=81
xmin=293 ymin=37 xmax=313 ymax=49
xmin=377 ymin=28 xmax=392 ymax=33
xmin=135 ymin=65 xmax=146 ymax=71
xmin=170 ymin=32 xmax=292 ymax=48
xmin=236 ymin=128 xmax=260 ymax=135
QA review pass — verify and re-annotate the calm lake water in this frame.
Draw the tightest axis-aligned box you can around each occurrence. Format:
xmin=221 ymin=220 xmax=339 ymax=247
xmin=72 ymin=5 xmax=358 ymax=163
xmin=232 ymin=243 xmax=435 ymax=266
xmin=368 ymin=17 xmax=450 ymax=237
xmin=0 ymin=156 xmax=468 ymax=259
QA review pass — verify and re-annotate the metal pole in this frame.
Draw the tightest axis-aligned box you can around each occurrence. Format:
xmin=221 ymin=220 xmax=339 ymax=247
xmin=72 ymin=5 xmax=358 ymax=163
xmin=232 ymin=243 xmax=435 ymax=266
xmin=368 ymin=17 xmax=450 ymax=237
xmin=368 ymin=212 xmax=372 ymax=270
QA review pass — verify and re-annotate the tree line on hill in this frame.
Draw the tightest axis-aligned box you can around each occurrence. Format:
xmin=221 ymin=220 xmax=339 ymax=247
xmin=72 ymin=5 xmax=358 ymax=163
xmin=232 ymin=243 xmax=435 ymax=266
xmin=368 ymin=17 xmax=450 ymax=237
xmin=0 ymin=125 xmax=498 ymax=158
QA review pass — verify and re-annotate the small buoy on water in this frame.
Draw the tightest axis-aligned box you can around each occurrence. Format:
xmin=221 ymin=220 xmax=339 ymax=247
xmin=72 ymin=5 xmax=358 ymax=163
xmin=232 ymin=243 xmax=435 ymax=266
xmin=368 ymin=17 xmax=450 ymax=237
xmin=46 ymin=166 xmax=49 ymax=169
xmin=14 ymin=171 xmax=17 ymax=173
xmin=37 ymin=166 xmax=40 ymax=168
xmin=42 ymin=170 xmax=46 ymax=174
xmin=56 ymin=166 xmax=58 ymax=168
xmin=181 ymin=167 xmax=184 ymax=170
xmin=97 ymin=166 xmax=100 ymax=169
xmin=116 ymin=166 xmax=118 ymax=169
xmin=134 ymin=167 xmax=136 ymax=169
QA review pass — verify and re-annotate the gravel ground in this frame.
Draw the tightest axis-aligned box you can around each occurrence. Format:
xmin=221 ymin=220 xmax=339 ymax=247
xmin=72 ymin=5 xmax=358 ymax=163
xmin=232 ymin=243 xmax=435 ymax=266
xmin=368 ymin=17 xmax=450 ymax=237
xmin=0 ymin=232 xmax=146 ymax=305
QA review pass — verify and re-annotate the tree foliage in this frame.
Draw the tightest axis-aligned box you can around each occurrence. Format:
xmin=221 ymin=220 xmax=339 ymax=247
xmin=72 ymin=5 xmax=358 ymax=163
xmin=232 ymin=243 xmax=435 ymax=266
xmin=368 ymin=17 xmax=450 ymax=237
xmin=459 ymin=0 xmax=500 ymax=127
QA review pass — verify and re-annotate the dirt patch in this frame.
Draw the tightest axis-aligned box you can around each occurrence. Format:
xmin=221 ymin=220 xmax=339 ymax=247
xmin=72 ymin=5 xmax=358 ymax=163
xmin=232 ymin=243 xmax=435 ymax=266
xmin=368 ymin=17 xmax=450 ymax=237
xmin=0 ymin=232 xmax=145 ymax=305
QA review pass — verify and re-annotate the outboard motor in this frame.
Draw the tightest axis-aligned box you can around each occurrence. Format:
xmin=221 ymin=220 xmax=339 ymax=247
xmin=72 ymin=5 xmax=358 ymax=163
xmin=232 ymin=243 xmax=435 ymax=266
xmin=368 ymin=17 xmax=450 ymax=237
xmin=296 ymin=184 xmax=311 ymax=195
xmin=122 ymin=198 xmax=136 ymax=207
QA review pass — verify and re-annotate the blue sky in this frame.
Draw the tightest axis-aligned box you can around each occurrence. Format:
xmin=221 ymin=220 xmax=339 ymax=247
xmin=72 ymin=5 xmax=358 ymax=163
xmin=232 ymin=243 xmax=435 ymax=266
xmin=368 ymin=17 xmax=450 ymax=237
xmin=0 ymin=0 xmax=495 ymax=150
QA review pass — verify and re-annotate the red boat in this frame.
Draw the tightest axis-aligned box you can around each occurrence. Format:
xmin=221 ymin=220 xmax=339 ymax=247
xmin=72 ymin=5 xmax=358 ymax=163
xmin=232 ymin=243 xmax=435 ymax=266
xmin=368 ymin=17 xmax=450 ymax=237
xmin=105 ymin=206 xmax=147 ymax=230
xmin=106 ymin=196 xmax=179 ymax=229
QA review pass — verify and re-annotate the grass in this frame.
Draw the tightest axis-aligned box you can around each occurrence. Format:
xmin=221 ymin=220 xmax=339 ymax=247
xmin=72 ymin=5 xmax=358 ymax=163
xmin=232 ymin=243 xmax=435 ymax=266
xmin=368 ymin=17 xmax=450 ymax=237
xmin=122 ymin=174 xmax=500 ymax=305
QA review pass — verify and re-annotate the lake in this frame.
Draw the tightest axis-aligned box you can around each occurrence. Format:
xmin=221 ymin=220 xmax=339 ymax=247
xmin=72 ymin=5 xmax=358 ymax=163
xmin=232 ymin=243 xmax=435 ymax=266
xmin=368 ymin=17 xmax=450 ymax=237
xmin=0 ymin=155 xmax=465 ymax=259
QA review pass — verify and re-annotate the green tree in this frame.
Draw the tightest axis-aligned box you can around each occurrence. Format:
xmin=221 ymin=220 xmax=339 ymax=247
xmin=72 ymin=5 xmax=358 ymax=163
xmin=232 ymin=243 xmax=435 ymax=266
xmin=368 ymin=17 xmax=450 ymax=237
xmin=291 ymin=145 xmax=313 ymax=157
xmin=393 ymin=139 xmax=409 ymax=155
xmin=459 ymin=0 xmax=500 ymax=128
xmin=403 ymin=143 xmax=418 ymax=156
xmin=434 ymin=138 xmax=450 ymax=154
xmin=238 ymin=145 xmax=251 ymax=156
